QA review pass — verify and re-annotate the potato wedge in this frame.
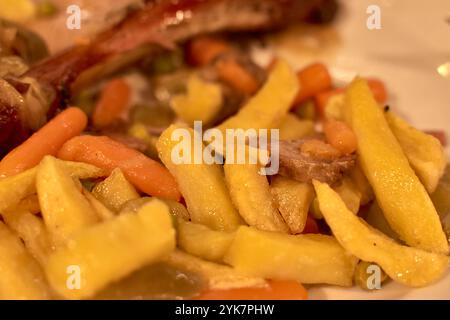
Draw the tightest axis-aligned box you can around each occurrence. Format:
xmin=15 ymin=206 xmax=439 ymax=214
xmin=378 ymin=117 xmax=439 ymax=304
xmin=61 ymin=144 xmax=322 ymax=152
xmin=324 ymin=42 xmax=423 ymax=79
xmin=92 ymin=168 xmax=140 ymax=212
xmin=333 ymin=176 xmax=361 ymax=214
xmin=217 ymin=59 xmax=299 ymax=132
xmin=385 ymin=112 xmax=446 ymax=193
xmin=177 ymin=220 xmax=235 ymax=262
xmin=14 ymin=194 xmax=41 ymax=214
xmin=164 ymin=250 xmax=267 ymax=291
xmin=270 ymin=176 xmax=313 ymax=234
xmin=171 ymin=74 xmax=222 ymax=125
xmin=0 ymin=159 xmax=105 ymax=213
xmin=45 ymin=199 xmax=176 ymax=299
xmin=0 ymin=167 xmax=36 ymax=213
xmin=82 ymin=189 xmax=115 ymax=221
xmin=0 ymin=222 xmax=51 ymax=299
xmin=224 ymin=162 xmax=288 ymax=233
xmin=224 ymin=226 xmax=358 ymax=286
xmin=278 ymin=114 xmax=314 ymax=140
xmin=345 ymin=78 xmax=448 ymax=254
xmin=37 ymin=156 xmax=99 ymax=245
xmin=2 ymin=209 xmax=54 ymax=265
xmin=121 ymin=196 xmax=191 ymax=221
xmin=157 ymin=125 xmax=242 ymax=231
xmin=313 ymin=180 xmax=448 ymax=287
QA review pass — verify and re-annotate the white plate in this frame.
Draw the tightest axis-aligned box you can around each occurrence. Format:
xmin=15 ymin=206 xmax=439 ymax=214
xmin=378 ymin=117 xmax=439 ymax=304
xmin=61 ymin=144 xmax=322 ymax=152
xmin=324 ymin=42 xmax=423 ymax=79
xmin=266 ymin=0 xmax=450 ymax=300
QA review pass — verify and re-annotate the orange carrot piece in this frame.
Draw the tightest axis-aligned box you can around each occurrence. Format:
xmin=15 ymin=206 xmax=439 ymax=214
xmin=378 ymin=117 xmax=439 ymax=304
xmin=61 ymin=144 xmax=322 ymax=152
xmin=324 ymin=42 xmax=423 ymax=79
xmin=302 ymin=215 xmax=320 ymax=234
xmin=92 ymin=78 xmax=131 ymax=129
xmin=57 ymin=135 xmax=180 ymax=201
xmin=323 ymin=119 xmax=358 ymax=155
xmin=195 ymin=280 xmax=307 ymax=300
xmin=187 ymin=36 xmax=232 ymax=66
xmin=314 ymin=87 xmax=344 ymax=116
xmin=294 ymin=63 xmax=332 ymax=105
xmin=0 ymin=107 xmax=87 ymax=178
xmin=215 ymin=58 xmax=259 ymax=95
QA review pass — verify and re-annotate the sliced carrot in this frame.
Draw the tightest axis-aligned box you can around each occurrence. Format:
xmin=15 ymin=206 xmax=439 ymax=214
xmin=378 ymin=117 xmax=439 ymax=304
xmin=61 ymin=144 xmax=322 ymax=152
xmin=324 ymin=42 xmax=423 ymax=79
xmin=92 ymin=78 xmax=131 ymax=129
xmin=323 ymin=119 xmax=358 ymax=155
xmin=294 ymin=63 xmax=332 ymax=105
xmin=187 ymin=35 xmax=232 ymax=66
xmin=302 ymin=215 xmax=319 ymax=234
xmin=215 ymin=58 xmax=259 ymax=95
xmin=0 ymin=107 xmax=87 ymax=178
xmin=57 ymin=135 xmax=181 ymax=201
xmin=195 ymin=280 xmax=307 ymax=300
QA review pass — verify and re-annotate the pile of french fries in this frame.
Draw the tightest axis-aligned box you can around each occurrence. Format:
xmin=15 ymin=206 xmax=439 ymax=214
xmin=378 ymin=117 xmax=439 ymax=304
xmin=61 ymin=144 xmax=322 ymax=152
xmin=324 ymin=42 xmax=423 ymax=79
xmin=0 ymin=61 xmax=448 ymax=300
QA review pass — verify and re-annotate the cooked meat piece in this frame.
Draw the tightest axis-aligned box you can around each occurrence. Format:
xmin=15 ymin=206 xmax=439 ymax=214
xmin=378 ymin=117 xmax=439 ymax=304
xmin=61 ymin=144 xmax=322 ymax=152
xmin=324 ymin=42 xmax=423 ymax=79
xmin=278 ymin=139 xmax=356 ymax=185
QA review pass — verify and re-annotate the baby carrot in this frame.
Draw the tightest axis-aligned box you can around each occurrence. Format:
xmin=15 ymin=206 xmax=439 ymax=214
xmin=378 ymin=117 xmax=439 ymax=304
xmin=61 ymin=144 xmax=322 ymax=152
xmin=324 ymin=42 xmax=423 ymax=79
xmin=187 ymin=35 xmax=232 ymax=66
xmin=215 ymin=58 xmax=259 ymax=95
xmin=195 ymin=280 xmax=307 ymax=300
xmin=294 ymin=63 xmax=332 ymax=105
xmin=57 ymin=135 xmax=181 ymax=201
xmin=323 ymin=119 xmax=358 ymax=155
xmin=92 ymin=78 xmax=131 ymax=129
xmin=0 ymin=107 xmax=87 ymax=178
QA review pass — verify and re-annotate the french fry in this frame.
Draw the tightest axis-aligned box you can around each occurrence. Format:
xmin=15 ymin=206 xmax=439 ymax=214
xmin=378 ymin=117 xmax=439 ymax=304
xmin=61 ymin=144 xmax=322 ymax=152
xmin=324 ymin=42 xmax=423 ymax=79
xmin=157 ymin=125 xmax=243 ymax=231
xmin=37 ymin=156 xmax=99 ymax=245
xmin=177 ymin=220 xmax=235 ymax=262
xmin=171 ymin=74 xmax=223 ymax=125
xmin=217 ymin=60 xmax=299 ymax=132
xmin=0 ymin=222 xmax=51 ymax=299
xmin=224 ymin=226 xmax=358 ymax=286
xmin=365 ymin=201 xmax=399 ymax=240
xmin=1 ymin=209 xmax=54 ymax=266
xmin=92 ymin=168 xmax=140 ymax=212
xmin=82 ymin=189 xmax=115 ymax=221
xmin=348 ymin=162 xmax=374 ymax=205
xmin=0 ymin=159 xmax=106 ymax=213
xmin=278 ymin=114 xmax=314 ymax=140
xmin=224 ymin=162 xmax=289 ymax=233
xmin=345 ymin=78 xmax=448 ymax=254
xmin=333 ymin=176 xmax=361 ymax=214
xmin=270 ymin=176 xmax=314 ymax=234
xmin=45 ymin=199 xmax=176 ymax=299
xmin=385 ymin=111 xmax=446 ymax=193
xmin=164 ymin=250 xmax=267 ymax=291
xmin=313 ymin=180 xmax=448 ymax=287
xmin=120 ymin=197 xmax=191 ymax=221
xmin=15 ymin=194 xmax=41 ymax=214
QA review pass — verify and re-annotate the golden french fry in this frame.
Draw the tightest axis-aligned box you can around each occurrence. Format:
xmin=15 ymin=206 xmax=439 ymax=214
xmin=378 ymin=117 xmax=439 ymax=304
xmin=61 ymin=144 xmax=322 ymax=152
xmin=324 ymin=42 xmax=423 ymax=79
xmin=224 ymin=162 xmax=289 ymax=233
xmin=45 ymin=199 xmax=176 ymax=299
xmin=365 ymin=201 xmax=399 ymax=240
xmin=177 ymin=220 xmax=235 ymax=263
xmin=0 ymin=159 xmax=105 ymax=213
xmin=224 ymin=226 xmax=358 ymax=286
xmin=171 ymin=74 xmax=223 ymax=125
xmin=2 ymin=209 xmax=54 ymax=265
xmin=37 ymin=156 xmax=99 ymax=245
xmin=385 ymin=112 xmax=446 ymax=193
xmin=92 ymin=168 xmax=140 ymax=212
xmin=157 ymin=125 xmax=243 ymax=231
xmin=313 ymin=180 xmax=448 ymax=287
xmin=333 ymin=176 xmax=361 ymax=214
xmin=217 ymin=59 xmax=299 ymax=132
xmin=345 ymin=78 xmax=448 ymax=254
xmin=15 ymin=194 xmax=41 ymax=214
xmin=270 ymin=176 xmax=313 ymax=234
xmin=278 ymin=114 xmax=314 ymax=140
xmin=82 ymin=189 xmax=115 ymax=221
xmin=348 ymin=162 xmax=374 ymax=205
xmin=0 ymin=167 xmax=36 ymax=213
xmin=0 ymin=222 xmax=51 ymax=299
xmin=164 ymin=250 xmax=267 ymax=291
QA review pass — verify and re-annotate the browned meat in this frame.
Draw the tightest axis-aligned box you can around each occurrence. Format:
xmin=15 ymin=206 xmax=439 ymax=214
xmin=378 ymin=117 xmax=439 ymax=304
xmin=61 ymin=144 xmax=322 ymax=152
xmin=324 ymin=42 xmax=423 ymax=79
xmin=278 ymin=139 xmax=356 ymax=185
